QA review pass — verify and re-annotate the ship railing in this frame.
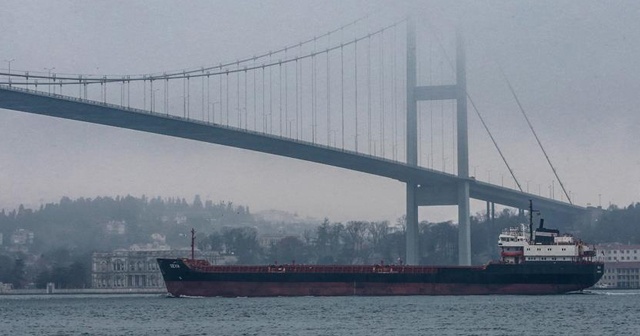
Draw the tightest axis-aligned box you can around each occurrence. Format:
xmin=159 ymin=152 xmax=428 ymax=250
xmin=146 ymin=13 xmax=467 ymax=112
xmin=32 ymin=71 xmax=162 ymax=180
xmin=183 ymin=264 xmax=484 ymax=274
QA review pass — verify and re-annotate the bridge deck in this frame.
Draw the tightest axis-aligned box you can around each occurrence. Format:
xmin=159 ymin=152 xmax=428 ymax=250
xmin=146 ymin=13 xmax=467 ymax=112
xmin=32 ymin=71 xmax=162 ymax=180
xmin=0 ymin=86 xmax=584 ymax=215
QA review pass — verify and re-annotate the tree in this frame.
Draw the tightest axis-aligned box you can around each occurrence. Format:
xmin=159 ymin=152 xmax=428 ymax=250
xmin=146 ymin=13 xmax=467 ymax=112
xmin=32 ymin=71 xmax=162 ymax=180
xmin=378 ymin=230 xmax=405 ymax=264
xmin=35 ymin=269 xmax=51 ymax=289
xmin=419 ymin=221 xmax=458 ymax=265
xmin=192 ymin=195 xmax=204 ymax=209
xmin=314 ymin=219 xmax=332 ymax=260
xmin=313 ymin=221 xmax=345 ymax=264
xmin=342 ymin=221 xmax=371 ymax=264
xmin=11 ymin=258 xmax=26 ymax=289
xmin=65 ymin=261 xmax=89 ymax=288
xmin=0 ymin=254 xmax=14 ymax=284
xmin=222 ymin=227 xmax=262 ymax=264
xmin=269 ymin=236 xmax=307 ymax=264
xmin=202 ymin=232 xmax=224 ymax=252
xmin=368 ymin=221 xmax=389 ymax=254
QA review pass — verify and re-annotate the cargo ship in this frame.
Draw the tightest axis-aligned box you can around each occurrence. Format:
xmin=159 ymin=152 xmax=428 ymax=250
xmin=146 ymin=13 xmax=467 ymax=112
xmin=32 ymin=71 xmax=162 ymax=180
xmin=158 ymin=205 xmax=603 ymax=297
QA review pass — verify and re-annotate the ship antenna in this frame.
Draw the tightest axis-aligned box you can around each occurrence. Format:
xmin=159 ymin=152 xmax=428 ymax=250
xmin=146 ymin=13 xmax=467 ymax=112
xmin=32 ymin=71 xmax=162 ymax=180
xmin=528 ymin=200 xmax=539 ymax=242
xmin=191 ymin=228 xmax=196 ymax=260
xmin=528 ymin=200 xmax=533 ymax=242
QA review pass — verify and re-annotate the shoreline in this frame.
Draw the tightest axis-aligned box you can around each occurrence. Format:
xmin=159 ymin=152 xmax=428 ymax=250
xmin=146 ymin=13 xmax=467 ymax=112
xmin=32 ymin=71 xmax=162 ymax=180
xmin=0 ymin=288 xmax=166 ymax=295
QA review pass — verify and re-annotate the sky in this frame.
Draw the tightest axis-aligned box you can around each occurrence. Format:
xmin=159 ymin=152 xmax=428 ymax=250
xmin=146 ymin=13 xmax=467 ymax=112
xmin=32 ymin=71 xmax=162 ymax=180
xmin=1 ymin=1 xmax=639 ymax=223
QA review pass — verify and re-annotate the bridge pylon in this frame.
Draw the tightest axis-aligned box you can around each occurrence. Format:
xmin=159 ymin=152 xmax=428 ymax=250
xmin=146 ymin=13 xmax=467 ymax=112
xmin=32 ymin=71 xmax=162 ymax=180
xmin=405 ymin=18 xmax=471 ymax=266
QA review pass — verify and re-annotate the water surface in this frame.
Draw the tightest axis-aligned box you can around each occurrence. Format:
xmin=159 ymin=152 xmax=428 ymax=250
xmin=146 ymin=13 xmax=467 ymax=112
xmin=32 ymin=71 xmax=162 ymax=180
xmin=0 ymin=290 xmax=637 ymax=335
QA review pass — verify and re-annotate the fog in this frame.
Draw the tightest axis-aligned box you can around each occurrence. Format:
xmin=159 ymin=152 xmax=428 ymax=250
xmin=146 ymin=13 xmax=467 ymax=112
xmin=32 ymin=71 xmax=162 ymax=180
xmin=1 ymin=0 xmax=639 ymax=222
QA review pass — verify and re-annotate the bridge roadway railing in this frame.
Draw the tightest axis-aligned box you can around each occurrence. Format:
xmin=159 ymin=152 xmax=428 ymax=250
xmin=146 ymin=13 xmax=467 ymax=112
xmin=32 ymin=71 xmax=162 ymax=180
xmin=0 ymin=85 xmax=459 ymax=183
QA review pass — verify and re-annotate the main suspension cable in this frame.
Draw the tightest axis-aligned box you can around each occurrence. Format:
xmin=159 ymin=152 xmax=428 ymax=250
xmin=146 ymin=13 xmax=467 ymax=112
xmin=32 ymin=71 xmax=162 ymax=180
xmin=499 ymin=66 xmax=572 ymax=203
xmin=426 ymin=20 xmax=523 ymax=190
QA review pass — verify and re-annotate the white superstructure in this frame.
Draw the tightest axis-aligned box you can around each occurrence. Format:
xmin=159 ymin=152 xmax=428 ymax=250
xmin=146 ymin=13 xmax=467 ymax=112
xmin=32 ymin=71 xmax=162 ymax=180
xmin=498 ymin=223 xmax=596 ymax=264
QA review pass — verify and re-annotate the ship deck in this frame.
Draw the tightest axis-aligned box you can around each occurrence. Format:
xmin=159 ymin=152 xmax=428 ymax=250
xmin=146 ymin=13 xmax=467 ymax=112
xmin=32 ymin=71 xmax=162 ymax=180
xmin=182 ymin=259 xmax=487 ymax=274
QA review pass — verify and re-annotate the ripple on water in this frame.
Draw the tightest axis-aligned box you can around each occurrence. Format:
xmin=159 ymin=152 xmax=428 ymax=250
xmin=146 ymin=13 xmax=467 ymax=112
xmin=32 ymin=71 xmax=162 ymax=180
xmin=0 ymin=293 xmax=638 ymax=336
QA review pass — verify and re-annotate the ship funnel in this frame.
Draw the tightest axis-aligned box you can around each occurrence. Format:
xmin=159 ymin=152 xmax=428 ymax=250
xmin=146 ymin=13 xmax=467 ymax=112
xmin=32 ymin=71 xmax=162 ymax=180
xmin=539 ymin=218 xmax=544 ymax=230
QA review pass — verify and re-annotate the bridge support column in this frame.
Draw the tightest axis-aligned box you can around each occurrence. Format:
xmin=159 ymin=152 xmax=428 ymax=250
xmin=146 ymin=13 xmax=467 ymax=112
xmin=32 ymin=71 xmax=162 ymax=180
xmin=489 ymin=201 xmax=496 ymax=255
xmin=457 ymin=182 xmax=471 ymax=265
xmin=486 ymin=201 xmax=491 ymax=221
xmin=405 ymin=18 xmax=472 ymax=265
xmin=455 ymin=30 xmax=471 ymax=266
xmin=406 ymin=184 xmax=419 ymax=265
xmin=405 ymin=17 xmax=420 ymax=265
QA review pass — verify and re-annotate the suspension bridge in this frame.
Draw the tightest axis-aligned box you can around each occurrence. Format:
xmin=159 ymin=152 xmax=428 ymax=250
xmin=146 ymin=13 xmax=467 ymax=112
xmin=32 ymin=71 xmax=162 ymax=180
xmin=0 ymin=16 xmax=586 ymax=265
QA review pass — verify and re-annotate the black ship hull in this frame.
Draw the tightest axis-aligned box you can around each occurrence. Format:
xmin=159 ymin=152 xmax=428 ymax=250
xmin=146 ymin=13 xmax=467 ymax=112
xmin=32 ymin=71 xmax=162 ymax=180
xmin=157 ymin=258 xmax=604 ymax=297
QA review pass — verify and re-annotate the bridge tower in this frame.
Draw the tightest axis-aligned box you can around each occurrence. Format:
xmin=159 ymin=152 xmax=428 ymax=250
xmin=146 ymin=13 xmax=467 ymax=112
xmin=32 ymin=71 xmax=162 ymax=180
xmin=405 ymin=18 xmax=471 ymax=265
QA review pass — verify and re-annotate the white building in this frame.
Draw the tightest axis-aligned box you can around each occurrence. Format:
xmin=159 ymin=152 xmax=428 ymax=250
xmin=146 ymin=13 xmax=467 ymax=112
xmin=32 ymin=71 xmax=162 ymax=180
xmin=11 ymin=229 xmax=34 ymax=245
xmin=596 ymin=244 xmax=640 ymax=289
xmin=91 ymin=249 xmax=231 ymax=289
xmin=104 ymin=220 xmax=126 ymax=235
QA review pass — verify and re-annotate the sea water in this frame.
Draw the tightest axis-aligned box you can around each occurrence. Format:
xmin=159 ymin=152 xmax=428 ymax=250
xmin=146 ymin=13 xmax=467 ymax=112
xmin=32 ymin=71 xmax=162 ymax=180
xmin=0 ymin=291 xmax=637 ymax=336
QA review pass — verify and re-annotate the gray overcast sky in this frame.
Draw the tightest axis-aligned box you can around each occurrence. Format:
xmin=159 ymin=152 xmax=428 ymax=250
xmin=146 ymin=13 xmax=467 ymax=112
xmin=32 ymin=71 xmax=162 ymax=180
xmin=1 ymin=1 xmax=639 ymax=223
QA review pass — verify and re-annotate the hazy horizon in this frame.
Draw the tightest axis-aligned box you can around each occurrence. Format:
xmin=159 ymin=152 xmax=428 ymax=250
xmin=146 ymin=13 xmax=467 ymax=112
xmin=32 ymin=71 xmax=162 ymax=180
xmin=1 ymin=1 xmax=639 ymax=223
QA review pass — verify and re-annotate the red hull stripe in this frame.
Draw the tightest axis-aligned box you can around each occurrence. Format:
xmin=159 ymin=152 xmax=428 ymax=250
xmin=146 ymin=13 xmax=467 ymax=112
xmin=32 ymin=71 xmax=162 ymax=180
xmin=165 ymin=281 xmax=586 ymax=297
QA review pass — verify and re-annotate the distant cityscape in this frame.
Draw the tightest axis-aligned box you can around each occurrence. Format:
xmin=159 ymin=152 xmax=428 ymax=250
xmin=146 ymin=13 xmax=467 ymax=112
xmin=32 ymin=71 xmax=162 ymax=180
xmin=1 ymin=195 xmax=639 ymax=293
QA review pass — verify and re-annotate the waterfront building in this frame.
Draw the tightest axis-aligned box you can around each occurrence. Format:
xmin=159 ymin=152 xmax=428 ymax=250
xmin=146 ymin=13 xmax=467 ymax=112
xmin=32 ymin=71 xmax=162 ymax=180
xmin=91 ymin=248 xmax=233 ymax=289
xmin=103 ymin=220 xmax=126 ymax=235
xmin=595 ymin=244 xmax=640 ymax=289
xmin=7 ymin=229 xmax=34 ymax=253
xmin=258 ymin=233 xmax=299 ymax=249
xmin=10 ymin=228 xmax=34 ymax=245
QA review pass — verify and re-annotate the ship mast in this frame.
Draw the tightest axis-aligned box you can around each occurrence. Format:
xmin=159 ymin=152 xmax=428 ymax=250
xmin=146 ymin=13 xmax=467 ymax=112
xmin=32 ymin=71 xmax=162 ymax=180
xmin=191 ymin=228 xmax=196 ymax=260
xmin=528 ymin=200 xmax=533 ymax=243
xmin=528 ymin=200 xmax=541 ymax=243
